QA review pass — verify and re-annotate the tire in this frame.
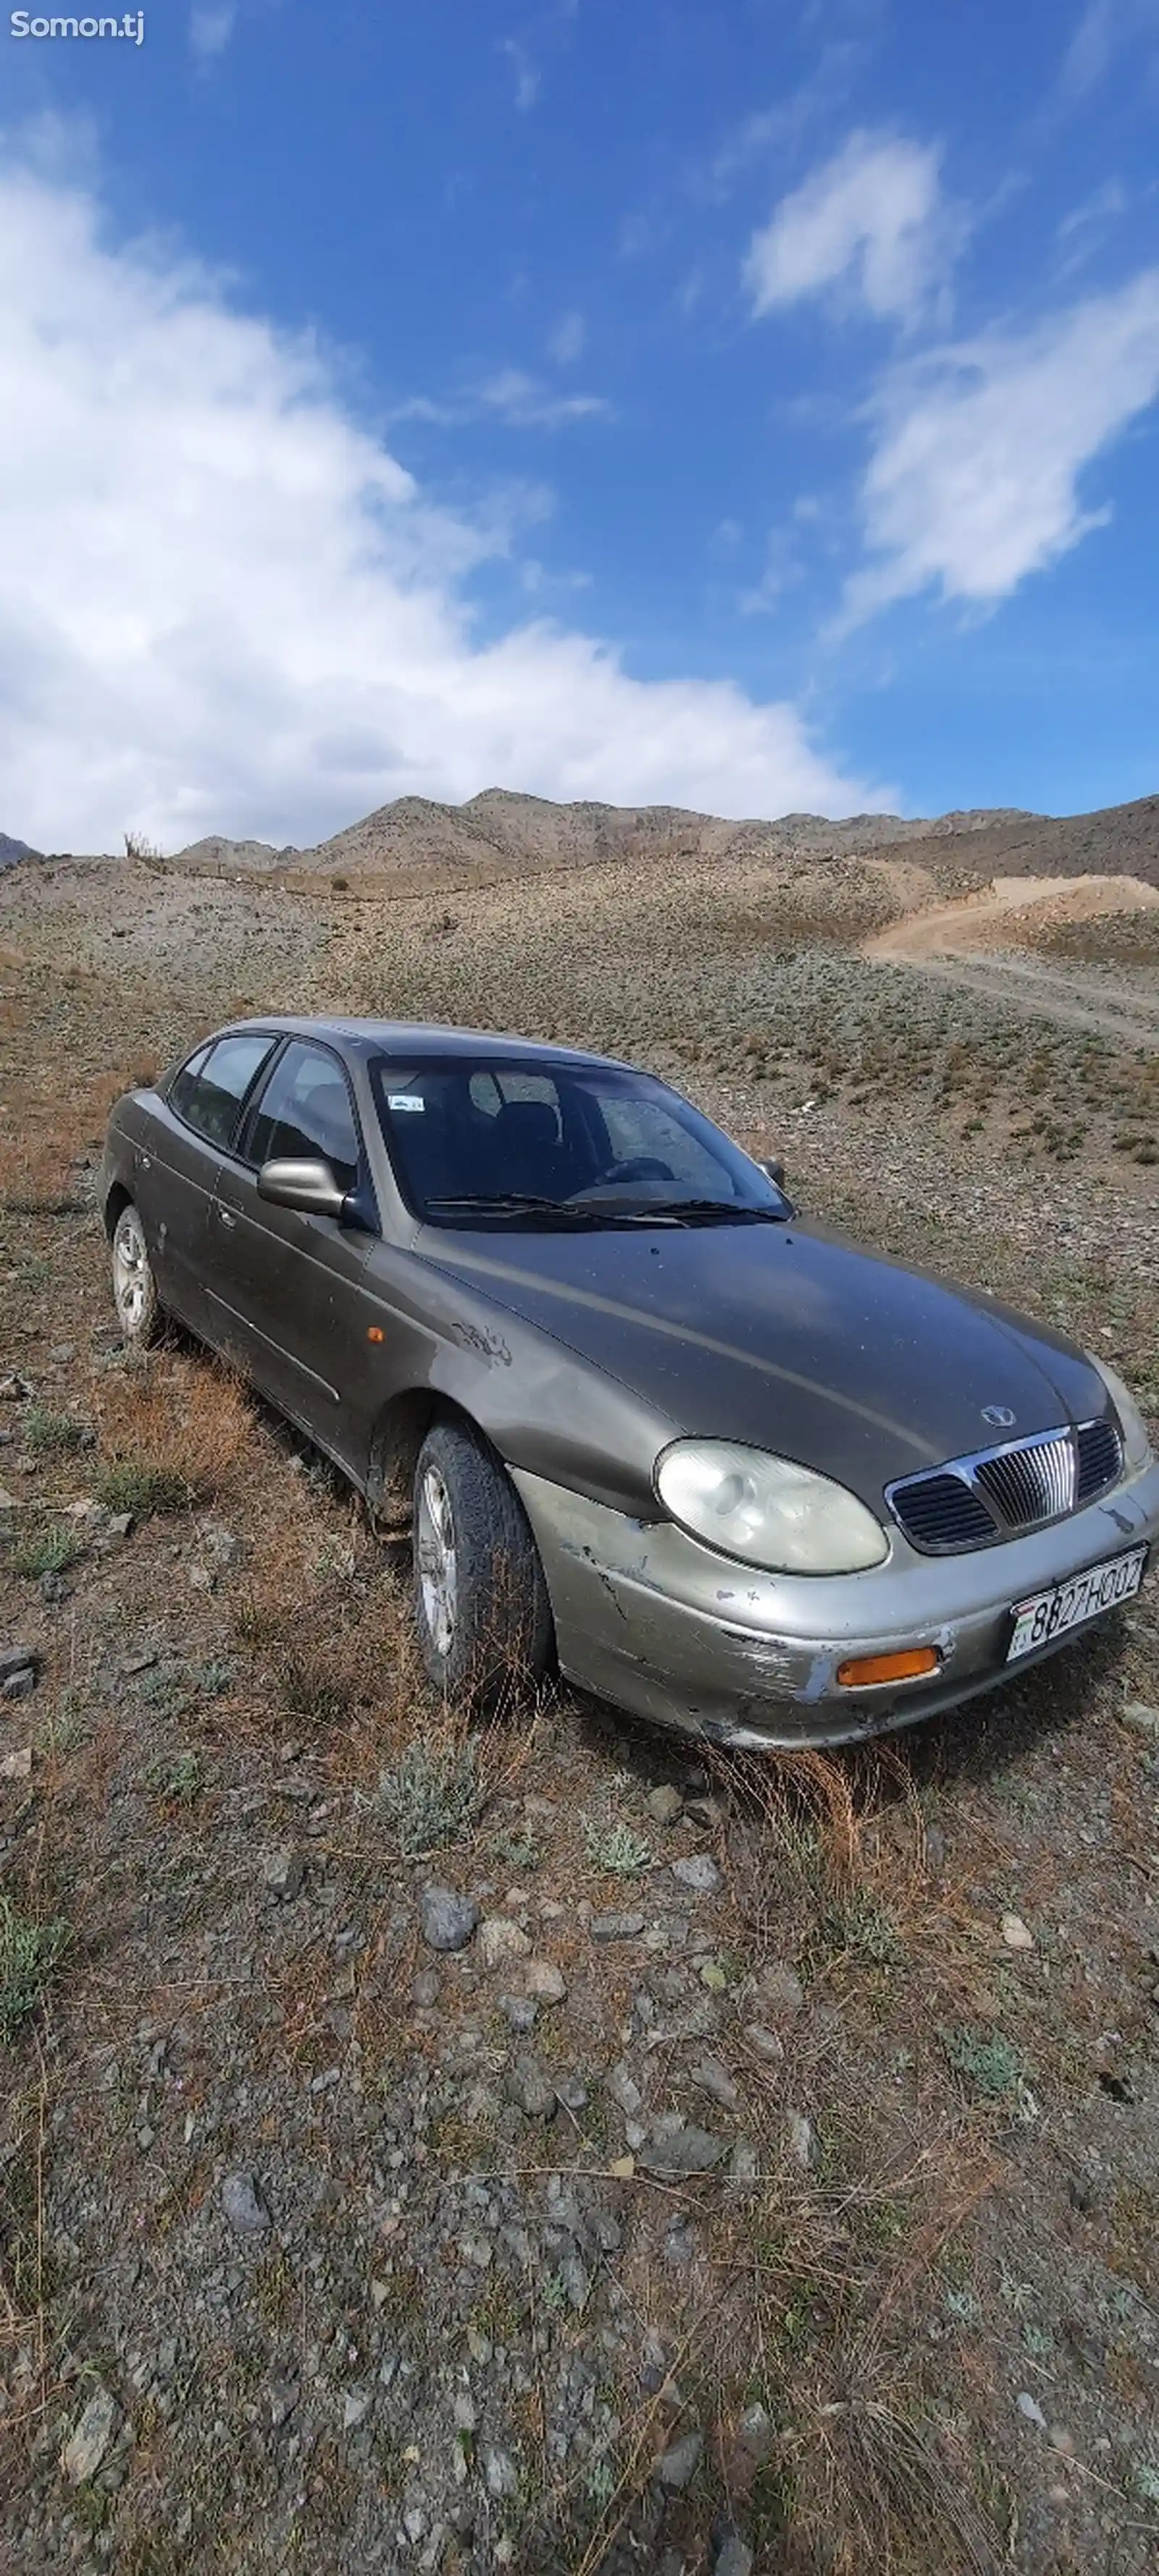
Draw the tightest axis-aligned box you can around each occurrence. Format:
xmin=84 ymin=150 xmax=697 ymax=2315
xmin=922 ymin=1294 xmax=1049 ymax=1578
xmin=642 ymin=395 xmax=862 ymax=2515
xmin=110 ymin=1200 xmax=162 ymax=1346
xmin=412 ymin=1419 xmax=554 ymax=1708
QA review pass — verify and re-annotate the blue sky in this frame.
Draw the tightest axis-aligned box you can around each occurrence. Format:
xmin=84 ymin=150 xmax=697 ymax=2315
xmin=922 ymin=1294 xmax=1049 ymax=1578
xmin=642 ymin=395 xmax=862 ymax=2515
xmin=2 ymin=0 xmax=1158 ymax=848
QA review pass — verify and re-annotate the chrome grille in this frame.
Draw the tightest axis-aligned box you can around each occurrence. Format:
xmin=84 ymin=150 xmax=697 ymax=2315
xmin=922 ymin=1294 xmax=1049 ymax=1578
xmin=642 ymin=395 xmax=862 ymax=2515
xmin=1076 ymin=1415 xmax=1122 ymax=1504
xmin=974 ymin=1433 xmax=1075 ymax=1527
xmin=887 ymin=1416 xmax=1123 ymax=1556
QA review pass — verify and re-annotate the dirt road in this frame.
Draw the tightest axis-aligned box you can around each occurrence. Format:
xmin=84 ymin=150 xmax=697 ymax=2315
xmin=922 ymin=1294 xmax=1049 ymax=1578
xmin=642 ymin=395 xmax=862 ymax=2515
xmin=866 ymin=872 xmax=1159 ymax=1047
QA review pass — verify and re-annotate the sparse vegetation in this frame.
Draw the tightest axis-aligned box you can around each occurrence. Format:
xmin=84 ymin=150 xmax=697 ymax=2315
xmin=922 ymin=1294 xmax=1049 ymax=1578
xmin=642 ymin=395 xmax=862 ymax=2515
xmin=581 ymin=1816 xmax=653 ymax=1875
xmin=0 ymin=1897 xmax=71 ymax=2041
xmin=9 ymin=1519 xmax=85 ymax=1580
xmin=380 ymin=1737 xmax=485 ymax=1854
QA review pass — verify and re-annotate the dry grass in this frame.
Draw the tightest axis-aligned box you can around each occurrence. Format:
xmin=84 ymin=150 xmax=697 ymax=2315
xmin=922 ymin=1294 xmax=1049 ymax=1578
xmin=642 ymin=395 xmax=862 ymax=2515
xmin=88 ymin=1348 xmax=254 ymax=1506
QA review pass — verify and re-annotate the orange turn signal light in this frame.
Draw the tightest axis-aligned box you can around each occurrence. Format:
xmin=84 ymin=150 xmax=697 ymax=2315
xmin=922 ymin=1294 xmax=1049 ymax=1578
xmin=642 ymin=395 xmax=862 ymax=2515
xmin=837 ymin=1646 xmax=939 ymax=1688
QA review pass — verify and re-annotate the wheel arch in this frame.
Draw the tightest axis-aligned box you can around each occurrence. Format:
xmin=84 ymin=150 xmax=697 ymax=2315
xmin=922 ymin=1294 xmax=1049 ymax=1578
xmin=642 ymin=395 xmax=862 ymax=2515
xmin=103 ymin=1180 xmax=134 ymax=1239
xmin=366 ymin=1386 xmax=498 ymax=1533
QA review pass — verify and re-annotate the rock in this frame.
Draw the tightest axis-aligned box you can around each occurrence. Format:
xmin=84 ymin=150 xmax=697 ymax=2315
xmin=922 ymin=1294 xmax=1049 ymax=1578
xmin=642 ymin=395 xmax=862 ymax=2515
xmin=647 ymin=1785 xmax=685 ymax=1826
xmin=714 ymin=2531 xmax=755 ymax=2576
xmin=0 ymin=1645 xmax=36 ymax=1681
xmin=62 ymin=2385 xmax=120 ymax=2484
xmin=756 ymin=1961 xmax=803 ymax=2022
xmin=483 ymin=2446 xmax=519 ymax=2499
xmin=105 ymin=1512 xmax=134 ymax=1541
xmin=478 ymin=1916 xmax=531 ymax=1970
xmin=656 ymin=2429 xmax=703 ymax=2489
xmin=264 ymin=1846 xmax=304 ymax=1903
xmin=742 ymin=2023 xmax=784 ymax=2065
xmin=1 ymin=1667 xmax=36 ymax=1701
xmin=419 ymin=1887 xmax=479 ymax=1953
xmin=501 ymin=1994 xmax=539 ymax=2033
xmin=685 ymin=1793 xmax=727 ymax=1830
xmin=671 ymin=1854 xmax=721 ymax=1896
xmin=1016 ymin=2392 xmax=1047 ymax=2430
xmin=0 ymin=1745 xmax=33 ymax=1781
xmin=1122 ymin=1702 xmax=1159 ymax=1739
xmin=268 ymin=2374 xmax=299 ymax=2430
xmin=507 ymin=2053 xmax=557 ymax=2119
xmin=609 ymin=2154 xmax=635 ymax=2179
xmin=735 ymin=2403 xmax=774 ymax=2462
xmin=524 ymin=1959 xmax=566 ymax=2005
xmin=640 ymin=2124 xmax=727 ymax=2178
xmin=729 ymin=2138 xmax=758 ymax=2185
xmin=690 ymin=2056 xmax=741 ymax=2114
xmin=0 ymin=1488 xmax=16 ymax=1512
xmin=590 ymin=1912 xmax=645 ymax=1942
xmin=343 ymin=2385 xmax=373 ymax=2431
xmin=606 ymin=2060 xmax=644 ymax=2120
xmin=786 ymin=2112 xmax=814 ymax=2167
xmin=220 ymin=2170 xmax=271 ymax=2235
xmin=924 ymin=1823 xmax=947 ymax=1874
xmin=1001 ymin=1912 xmax=1034 ymax=1950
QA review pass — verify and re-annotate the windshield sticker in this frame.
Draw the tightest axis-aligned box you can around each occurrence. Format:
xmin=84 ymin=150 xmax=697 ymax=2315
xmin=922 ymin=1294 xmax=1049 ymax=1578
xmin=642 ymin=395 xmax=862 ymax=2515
xmin=388 ymin=1093 xmax=426 ymax=1112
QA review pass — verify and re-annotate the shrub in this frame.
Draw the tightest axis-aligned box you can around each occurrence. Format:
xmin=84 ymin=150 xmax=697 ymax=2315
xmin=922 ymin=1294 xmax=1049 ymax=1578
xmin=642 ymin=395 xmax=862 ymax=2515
xmin=581 ymin=1818 xmax=652 ymax=1875
xmin=23 ymin=1408 xmax=90 ymax=1455
xmin=96 ymin=1462 xmax=191 ymax=1517
xmin=0 ymin=1898 xmax=71 ymax=2041
xmin=380 ymin=1740 xmax=485 ymax=1856
xmin=10 ymin=1522 xmax=85 ymax=1580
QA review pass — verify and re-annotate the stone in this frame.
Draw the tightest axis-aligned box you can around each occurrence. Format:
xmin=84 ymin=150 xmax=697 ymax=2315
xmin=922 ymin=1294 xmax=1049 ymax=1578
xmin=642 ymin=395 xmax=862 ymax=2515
xmin=0 ymin=1645 xmax=35 ymax=1680
xmin=787 ymin=2112 xmax=814 ymax=2167
xmin=554 ymin=2075 xmax=589 ymax=2114
xmin=640 ymin=2124 xmax=727 ymax=2178
xmin=609 ymin=2154 xmax=635 ymax=2180
xmin=1122 ymin=1702 xmax=1159 ymax=1739
xmin=411 ymin=1968 xmax=440 ymax=2009
xmin=483 ymin=2446 xmax=519 ymax=2499
xmin=1001 ymin=1912 xmax=1034 ymax=1950
xmin=524 ymin=1958 xmax=566 ymax=2004
xmin=0 ymin=1488 xmax=16 ymax=1511
xmin=1 ymin=1667 xmax=36 ymax=1701
xmin=507 ymin=2053 xmax=557 ymax=2119
xmin=62 ymin=2385 xmax=120 ymax=2484
xmin=478 ymin=1915 xmax=531 ymax=1970
xmin=1016 ymin=2392 xmax=1047 ymax=2430
xmin=685 ymin=1794 xmax=727 ymax=1830
xmin=714 ymin=2531 xmax=755 ymax=2576
xmin=343 ymin=2385 xmax=373 ymax=2430
xmin=0 ymin=1745 xmax=33 ymax=1781
xmin=690 ymin=2055 xmax=741 ymax=2114
xmin=419 ymin=1887 xmax=480 ymax=1953
xmin=671 ymin=1854 xmax=721 ymax=1896
xmin=756 ymin=1961 xmax=804 ymax=2022
xmin=501 ymin=1994 xmax=539 ymax=2033
xmin=742 ymin=2023 xmax=784 ymax=2065
xmin=606 ymin=2060 xmax=643 ymax=2120
xmin=729 ymin=2138 xmax=759 ymax=2185
xmin=264 ymin=1846 xmax=304 ymax=1903
xmin=735 ymin=2402 xmax=774 ymax=2462
xmin=220 ymin=2170 xmax=271 ymax=2235
xmin=656 ymin=2429 xmax=703 ymax=2489
xmin=647 ymin=1785 xmax=684 ymax=1826
xmin=590 ymin=1912 xmax=645 ymax=1942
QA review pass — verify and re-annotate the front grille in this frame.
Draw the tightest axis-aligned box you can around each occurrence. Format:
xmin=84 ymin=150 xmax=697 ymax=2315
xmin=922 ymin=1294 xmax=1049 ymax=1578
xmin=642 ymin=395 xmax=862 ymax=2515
xmin=889 ymin=1473 xmax=996 ymax=1554
xmin=1076 ymin=1414 xmax=1122 ymax=1504
xmin=974 ymin=1432 xmax=1075 ymax=1527
xmin=887 ymin=1415 xmax=1124 ymax=1556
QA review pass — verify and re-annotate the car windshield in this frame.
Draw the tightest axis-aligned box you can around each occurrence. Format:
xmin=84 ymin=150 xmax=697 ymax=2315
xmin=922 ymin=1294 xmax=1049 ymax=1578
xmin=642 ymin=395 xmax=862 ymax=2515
xmin=369 ymin=1053 xmax=789 ymax=1227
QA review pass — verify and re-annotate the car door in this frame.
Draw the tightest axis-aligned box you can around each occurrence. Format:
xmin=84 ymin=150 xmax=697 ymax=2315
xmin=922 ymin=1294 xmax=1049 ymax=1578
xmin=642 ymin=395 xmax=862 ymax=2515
xmin=205 ymin=1038 xmax=378 ymax=1472
xmin=136 ymin=1032 xmax=280 ymax=1332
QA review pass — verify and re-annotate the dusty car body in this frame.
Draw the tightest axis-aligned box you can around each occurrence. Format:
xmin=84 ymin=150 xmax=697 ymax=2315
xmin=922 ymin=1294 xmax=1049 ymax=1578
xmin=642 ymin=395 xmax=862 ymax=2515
xmin=100 ymin=1015 xmax=1158 ymax=1748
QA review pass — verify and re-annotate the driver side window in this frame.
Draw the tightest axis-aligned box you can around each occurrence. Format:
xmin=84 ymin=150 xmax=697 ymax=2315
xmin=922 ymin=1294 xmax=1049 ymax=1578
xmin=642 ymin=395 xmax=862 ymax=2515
xmin=245 ymin=1042 xmax=361 ymax=1195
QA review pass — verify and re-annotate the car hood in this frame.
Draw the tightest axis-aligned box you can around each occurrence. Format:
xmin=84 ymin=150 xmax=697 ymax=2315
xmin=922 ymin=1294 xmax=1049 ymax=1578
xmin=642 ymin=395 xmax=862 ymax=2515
xmin=422 ymin=1216 xmax=1110 ymax=1504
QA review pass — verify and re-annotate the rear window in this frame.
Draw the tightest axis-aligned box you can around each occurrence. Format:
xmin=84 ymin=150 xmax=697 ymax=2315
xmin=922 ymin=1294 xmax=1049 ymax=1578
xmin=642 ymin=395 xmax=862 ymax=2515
xmin=169 ymin=1033 xmax=277 ymax=1149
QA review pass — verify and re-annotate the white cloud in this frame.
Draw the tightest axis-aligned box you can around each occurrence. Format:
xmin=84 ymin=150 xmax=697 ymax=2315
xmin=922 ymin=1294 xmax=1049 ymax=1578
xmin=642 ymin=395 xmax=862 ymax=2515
xmin=842 ymin=270 xmax=1159 ymax=621
xmin=1056 ymin=0 xmax=1159 ymax=102
xmin=0 ymin=151 xmax=883 ymax=851
xmin=501 ymin=38 xmax=540 ymax=110
xmin=745 ymin=130 xmax=957 ymax=328
xmin=548 ymin=309 xmax=585 ymax=365
xmin=189 ymin=5 xmax=235 ymax=65
xmin=477 ymin=367 xmax=611 ymax=427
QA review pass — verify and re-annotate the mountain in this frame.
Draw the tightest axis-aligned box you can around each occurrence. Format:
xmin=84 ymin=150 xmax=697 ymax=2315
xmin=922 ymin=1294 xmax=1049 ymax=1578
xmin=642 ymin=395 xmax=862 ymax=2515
xmin=171 ymin=790 xmax=1041 ymax=883
xmin=863 ymin=792 xmax=1159 ymax=891
xmin=0 ymin=832 xmax=39 ymax=867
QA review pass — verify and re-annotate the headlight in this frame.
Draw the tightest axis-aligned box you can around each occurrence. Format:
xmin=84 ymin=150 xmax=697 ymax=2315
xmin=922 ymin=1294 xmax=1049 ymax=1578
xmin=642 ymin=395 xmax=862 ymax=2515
xmin=1087 ymin=1354 xmax=1153 ymax=1475
xmin=655 ymin=1439 xmax=889 ymax=1575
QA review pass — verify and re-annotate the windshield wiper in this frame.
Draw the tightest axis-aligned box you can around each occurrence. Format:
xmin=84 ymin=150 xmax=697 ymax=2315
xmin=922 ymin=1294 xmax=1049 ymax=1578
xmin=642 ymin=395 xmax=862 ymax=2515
xmin=601 ymin=1197 xmax=787 ymax=1225
xmin=424 ymin=1192 xmax=613 ymax=1222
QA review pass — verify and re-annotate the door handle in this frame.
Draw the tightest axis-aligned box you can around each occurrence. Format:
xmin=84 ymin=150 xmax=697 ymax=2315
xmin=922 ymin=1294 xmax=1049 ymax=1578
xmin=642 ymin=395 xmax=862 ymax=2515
xmin=217 ymin=1207 xmax=237 ymax=1230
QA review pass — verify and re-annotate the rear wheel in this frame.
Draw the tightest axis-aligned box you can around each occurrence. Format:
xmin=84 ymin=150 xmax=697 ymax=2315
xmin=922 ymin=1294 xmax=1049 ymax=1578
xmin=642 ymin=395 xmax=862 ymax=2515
xmin=412 ymin=1420 xmax=553 ymax=1707
xmin=110 ymin=1201 xmax=162 ymax=1346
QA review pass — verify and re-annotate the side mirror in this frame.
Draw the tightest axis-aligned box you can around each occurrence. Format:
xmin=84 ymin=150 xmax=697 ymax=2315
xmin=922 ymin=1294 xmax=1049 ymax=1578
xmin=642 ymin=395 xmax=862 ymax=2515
xmin=760 ymin=1156 xmax=786 ymax=1188
xmin=258 ymin=1156 xmax=348 ymax=1219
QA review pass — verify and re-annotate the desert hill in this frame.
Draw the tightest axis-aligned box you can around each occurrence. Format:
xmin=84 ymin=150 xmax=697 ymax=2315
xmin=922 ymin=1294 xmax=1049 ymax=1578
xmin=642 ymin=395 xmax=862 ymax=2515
xmin=864 ymin=792 xmax=1159 ymax=892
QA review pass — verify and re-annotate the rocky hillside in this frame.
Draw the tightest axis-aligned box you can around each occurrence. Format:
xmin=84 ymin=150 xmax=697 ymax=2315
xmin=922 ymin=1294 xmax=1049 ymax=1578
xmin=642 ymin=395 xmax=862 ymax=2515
xmin=866 ymin=792 xmax=1159 ymax=891
xmin=0 ymin=832 xmax=38 ymax=867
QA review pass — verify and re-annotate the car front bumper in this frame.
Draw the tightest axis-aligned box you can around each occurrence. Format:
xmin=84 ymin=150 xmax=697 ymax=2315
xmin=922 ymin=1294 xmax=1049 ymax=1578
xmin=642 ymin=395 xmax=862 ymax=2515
xmin=511 ymin=1457 xmax=1159 ymax=1749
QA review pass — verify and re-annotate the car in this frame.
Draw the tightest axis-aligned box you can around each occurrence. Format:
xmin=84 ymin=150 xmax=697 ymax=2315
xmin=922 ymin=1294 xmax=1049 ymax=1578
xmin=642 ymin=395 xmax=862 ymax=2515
xmin=99 ymin=1014 xmax=1158 ymax=1749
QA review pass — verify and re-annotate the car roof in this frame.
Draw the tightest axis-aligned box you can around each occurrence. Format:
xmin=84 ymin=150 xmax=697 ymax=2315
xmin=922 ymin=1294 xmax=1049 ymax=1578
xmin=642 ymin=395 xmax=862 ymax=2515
xmin=212 ymin=1015 xmax=635 ymax=1072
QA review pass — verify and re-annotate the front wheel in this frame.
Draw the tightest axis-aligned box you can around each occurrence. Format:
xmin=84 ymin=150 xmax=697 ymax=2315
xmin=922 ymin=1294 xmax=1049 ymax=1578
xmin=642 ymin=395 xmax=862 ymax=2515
xmin=110 ymin=1201 xmax=162 ymax=1346
xmin=412 ymin=1420 xmax=553 ymax=1708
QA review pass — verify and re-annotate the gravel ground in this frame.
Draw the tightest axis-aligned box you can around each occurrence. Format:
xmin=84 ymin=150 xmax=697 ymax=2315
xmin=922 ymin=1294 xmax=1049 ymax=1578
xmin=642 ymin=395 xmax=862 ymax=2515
xmin=1 ymin=852 xmax=1158 ymax=2576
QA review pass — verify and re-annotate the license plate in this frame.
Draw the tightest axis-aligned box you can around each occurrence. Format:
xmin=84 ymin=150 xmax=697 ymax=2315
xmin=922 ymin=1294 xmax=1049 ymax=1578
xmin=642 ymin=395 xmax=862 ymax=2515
xmin=1007 ymin=1546 xmax=1147 ymax=1662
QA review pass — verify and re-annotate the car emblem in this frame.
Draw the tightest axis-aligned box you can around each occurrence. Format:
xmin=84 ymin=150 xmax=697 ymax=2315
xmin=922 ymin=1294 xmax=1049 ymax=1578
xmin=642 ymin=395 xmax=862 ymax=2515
xmin=982 ymin=1404 xmax=1016 ymax=1429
